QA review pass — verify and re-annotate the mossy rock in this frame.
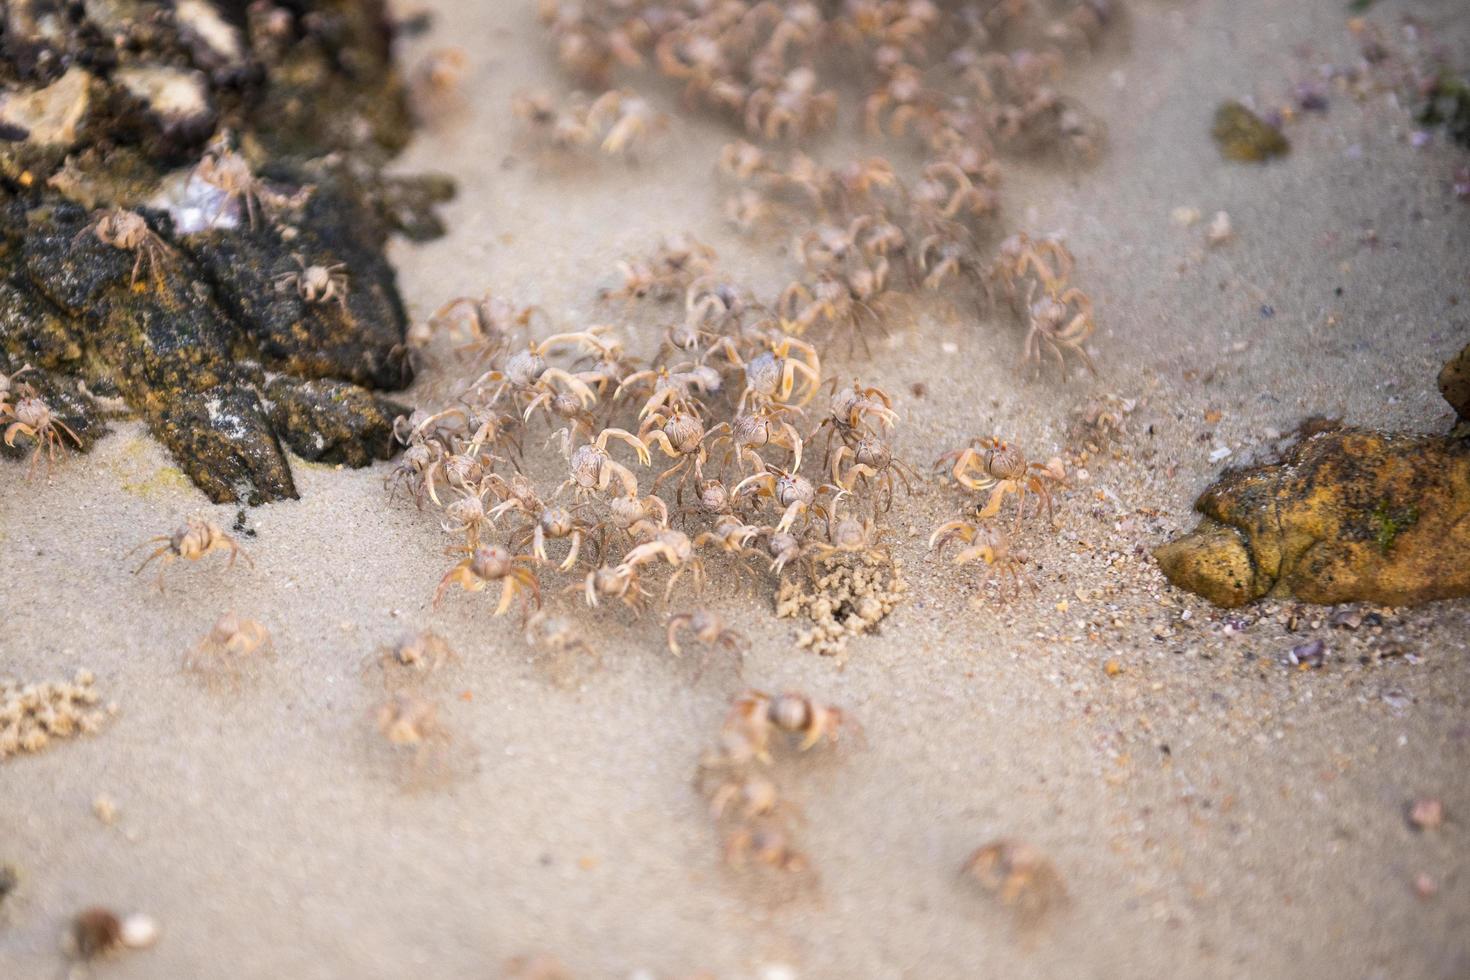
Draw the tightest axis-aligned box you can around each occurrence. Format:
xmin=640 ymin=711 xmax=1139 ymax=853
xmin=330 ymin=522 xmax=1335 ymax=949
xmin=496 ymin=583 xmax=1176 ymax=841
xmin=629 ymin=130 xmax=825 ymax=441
xmin=1212 ymin=101 xmax=1290 ymax=162
xmin=1155 ymin=423 xmax=1470 ymax=607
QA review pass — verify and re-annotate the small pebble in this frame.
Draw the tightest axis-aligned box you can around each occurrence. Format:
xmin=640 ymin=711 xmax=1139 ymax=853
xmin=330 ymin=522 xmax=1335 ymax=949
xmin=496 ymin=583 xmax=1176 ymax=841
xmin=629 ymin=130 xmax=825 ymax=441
xmin=1287 ymin=638 xmax=1326 ymax=668
xmin=1206 ymin=211 xmax=1233 ymax=246
xmin=92 ymin=794 xmax=118 ymax=825
xmin=1413 ymin=873 xmax=1438 ymax=899
xmin=1408 ymin=797 xmax=1444 ymax=831
xmin=120 ymin=913 xmax=159 ymax=950
xmin=1172 ymin=206 xmax=1202 ymax=227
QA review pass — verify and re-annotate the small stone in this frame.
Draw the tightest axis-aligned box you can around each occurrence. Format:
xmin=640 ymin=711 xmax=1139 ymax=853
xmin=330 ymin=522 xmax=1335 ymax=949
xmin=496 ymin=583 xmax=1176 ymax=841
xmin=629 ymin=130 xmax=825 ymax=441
xmin=92 ymin=794 xmax=118 ymax=825
xmin=1212 ymin=101 xmax=1290 ymax=162
xmin=119 ymin=913 xmax=160 ymax=950
xmin=1287 ymin=638 xmax=1326 ymax=668
xmin=1172 ymin=206 xmax=1202 ymax=227
xmin=0 ymin=67 xmax=94 ymax=148
xmin=1104 ymin=659 xmax=1122 ymax=677
xmin=1413 ymin=873 xmax=1438 ymax=899
xmin=115 ymin=66 xmax=214 ymax=138
xmin=1408 ymin=797 xmax=1444 ymax=831
xmin=1206 ymin=211 xmax=1233 ymax=246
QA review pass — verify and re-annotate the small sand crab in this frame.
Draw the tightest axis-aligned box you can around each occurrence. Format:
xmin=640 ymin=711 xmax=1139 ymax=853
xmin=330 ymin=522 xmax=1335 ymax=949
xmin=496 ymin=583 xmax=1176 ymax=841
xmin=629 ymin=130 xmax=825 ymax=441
xmin=715 ymin=333 xmax=822 ymax=413
xmin=961 ymin=839 xmax=1067 ymax=923
xmin=578 ymin=561 xmax=651 ymax=613
xmin=131 ymin=517 xmax=252 ymax=592
xmin=589 ymin=89 xmax=668 ymax=156
xmin=369 ymin=631 xmax=459 ymax=688
xmin=490 ymin=479 xmax=596 ymax=571
xmin=274 ymin=254 xmax=350 ymax=310
xmin=929 ymin=520 xmax=1032 ymax=597
xmin=718 ymin=690 xmax=848 ymax=765
xmin=734 ymin=468 xmax=841 ymax=535
xmin=3 ymin=391 xmax=81 ymax=479
xmin=812 ymin=381 xmax=899 ymax=458
xmin=829 ymin=433 xmax=917 ymax=510
xmin=987 ymin=232 xmax=1074 ymax=306
xmin=78 ymin=208 xmax=177 ymax=287
xmin=524 ymin=611 xmax=597 ymax=661
xmin=639 ymin=410 xmax=720 ymax=501
xmin=557 ymin=428 xmax=651 ymax=500
xmin=666 ymin=609 xmax=747 ymax=678
xmin=372 ymin=693 xmax=451 ymax=768
xmin=809 ymin=508 xmax=888 ymax=564
xmin=744 ymin=67 xmax=837 ymax=141
xmin=704 ymin=772 xmax=783 ymax=822
xmin=1024 ymin=281 xmax=1096 ymax=377
xmin=724 ymin=819 xmax=809 ymax=873
xmin=622 ymin=524 xmax=706 ymax=600
xmin=194 ymin=134 xmax=309 ymax=228
xmin=715 ymin=408 xmax=804 ymax=475
xmin=433 ymin=544 xmax=543 ymax=616
xmin=183 ymin=612 xmax=273 ymax=683
xmin=937 ymin=438 xmax=1064 ymax=530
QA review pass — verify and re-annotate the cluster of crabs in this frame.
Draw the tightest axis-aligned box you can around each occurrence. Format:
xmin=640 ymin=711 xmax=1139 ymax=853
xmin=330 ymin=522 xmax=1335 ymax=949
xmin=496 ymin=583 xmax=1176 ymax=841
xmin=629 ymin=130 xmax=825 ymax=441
xmin=509 ymin=0 xmax=1108 ymax=376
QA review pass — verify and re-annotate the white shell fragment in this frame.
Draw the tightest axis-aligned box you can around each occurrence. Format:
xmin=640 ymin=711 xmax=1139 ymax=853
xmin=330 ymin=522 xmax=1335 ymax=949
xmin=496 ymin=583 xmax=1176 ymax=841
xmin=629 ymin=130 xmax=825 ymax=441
xmin=119 ymin=913 xmax=159 ymax=950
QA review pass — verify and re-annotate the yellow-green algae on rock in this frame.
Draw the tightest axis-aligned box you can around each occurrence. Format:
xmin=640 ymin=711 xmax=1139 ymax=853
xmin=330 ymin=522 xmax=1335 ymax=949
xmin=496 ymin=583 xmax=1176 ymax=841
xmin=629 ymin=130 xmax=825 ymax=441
xmin=1155 ymin=423 xmax=1470 ymax=607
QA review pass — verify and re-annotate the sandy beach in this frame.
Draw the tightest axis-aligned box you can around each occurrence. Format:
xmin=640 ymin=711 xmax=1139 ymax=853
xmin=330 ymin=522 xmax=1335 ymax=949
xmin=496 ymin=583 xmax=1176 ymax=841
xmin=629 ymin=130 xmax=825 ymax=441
xmin=2 ymin=0 xmax=1468 ymax=977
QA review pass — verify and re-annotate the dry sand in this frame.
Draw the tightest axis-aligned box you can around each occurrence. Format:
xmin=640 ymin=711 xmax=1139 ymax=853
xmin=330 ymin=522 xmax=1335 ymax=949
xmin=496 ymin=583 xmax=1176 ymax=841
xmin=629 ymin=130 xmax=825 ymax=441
xmin=3 ymin=0 xmax=1469 ymax=977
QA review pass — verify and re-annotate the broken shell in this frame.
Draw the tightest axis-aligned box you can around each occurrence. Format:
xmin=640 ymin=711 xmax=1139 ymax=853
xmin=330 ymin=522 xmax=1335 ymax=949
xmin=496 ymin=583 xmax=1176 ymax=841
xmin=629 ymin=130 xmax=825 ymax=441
xmin=120 ymin=912 xmax=160 ymax=949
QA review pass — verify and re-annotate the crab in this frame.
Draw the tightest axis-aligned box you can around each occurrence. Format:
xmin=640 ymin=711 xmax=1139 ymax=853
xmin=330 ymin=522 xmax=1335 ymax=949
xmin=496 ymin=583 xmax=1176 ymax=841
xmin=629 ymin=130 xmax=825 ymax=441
xmin=193 ymin=135 xmax=311 ymax=230
xmin=557 ymin=428 xmax=652 ymax=500
xmin=704 ymin=772 xmax=783 ymax=822
xmin=433 ymin=543 xmax=543 ymax=616
xmin=666 ymin=609 xmax=748 ymax=678
xmin=724 ymin=820 xmax=809 ymax=873
xmin=744 ymin=67 xmax=838 ymax=141
xmin=961 ymin=839 xmax=1067 ymax=923
xmin=714 ymin=333 xmax=823 ymax=413
xmin=589 ymin=89 xmax=668 ymax=156
xmin=734 ymin=468 xmax=842 ymax=535
xmin=622 ymin=524 xmax=707 ymax=600
xmin=369 ymin=631 xmax=460 ymax=688
xmin=1023 ymin=281 xmax=1097 ymax=377
xmin=489 ymin=478 xmax=597 ymax=571
xmin=274 ymin=254 xmax=350 ymax=310
xmin=183 ymin=612 xmax=274 ymax=683
xmin=639 ymin=410 xmax=723 ymax=501
xmin=809 ymin=508 xmax=889 ymax=564
xmin=812 ymin=380 xmax=900 ymax=463
xmin=928 ymin=520 xmax=1033 ymax=597
xmin=829 ymin=433 xmax=917 ymax=510
xmin=937 ymin=438 xmax=1065 ymax=530
xmin=715 ymin=408 xmax=805 ymax=474
xmin=578 ymin=561 xmax=651 ymax=613
xmin=718 ymin=690 xmax=848 ymax=765
xmin=987 ymin=232 xmax=1074 ymax=306
xmin=470 ymin=332 xmax=606 ymax=419
xmin=2 ymin=391 xmax=82 ymax=479
xmin=439 ymin=479 xmax=496 ymax=548
xmin=78 ymin=208 xmax=178 ymax=287
xmin=428 ymin=292 xmax=541 ymax=365
xmin=372 ymin=693 xmax=452 ymax=769
xmin=130 ymin=517 xmax=252 ymax=592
